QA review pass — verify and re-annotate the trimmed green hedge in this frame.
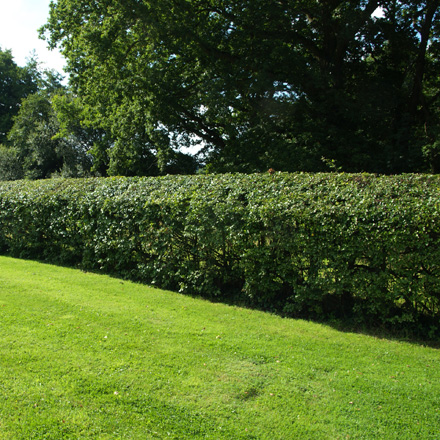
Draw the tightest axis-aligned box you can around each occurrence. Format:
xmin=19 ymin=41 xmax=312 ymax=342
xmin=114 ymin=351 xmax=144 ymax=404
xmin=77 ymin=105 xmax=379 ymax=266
xmin=1 ymin=173 xmax=439 ymax=335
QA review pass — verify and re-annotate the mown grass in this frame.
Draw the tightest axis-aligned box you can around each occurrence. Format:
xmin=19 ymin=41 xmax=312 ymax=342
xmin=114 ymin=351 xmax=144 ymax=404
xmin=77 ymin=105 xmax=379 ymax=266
xmin=0 ymin=256 xmax=439 ymax=439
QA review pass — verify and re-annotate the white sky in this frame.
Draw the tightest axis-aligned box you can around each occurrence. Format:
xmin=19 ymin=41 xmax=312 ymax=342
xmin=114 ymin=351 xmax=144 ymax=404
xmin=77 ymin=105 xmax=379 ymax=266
xmin=0 ymin=0 xmax=66 ymax=73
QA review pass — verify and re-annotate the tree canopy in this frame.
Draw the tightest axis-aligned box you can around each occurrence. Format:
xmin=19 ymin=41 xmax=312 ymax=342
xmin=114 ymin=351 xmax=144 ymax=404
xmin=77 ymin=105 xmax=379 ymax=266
xmin=40 ymin=0 xmax=440 ymax=174
xmin=0 ymin=55 xmax=108 ymax=180
xmin=0 ymin=45 xmax=198 ymax=181
xmin=0 ymin=48 xmax=37 ymax=144
xmin=1 ymin=1 xmax=439 ymax=179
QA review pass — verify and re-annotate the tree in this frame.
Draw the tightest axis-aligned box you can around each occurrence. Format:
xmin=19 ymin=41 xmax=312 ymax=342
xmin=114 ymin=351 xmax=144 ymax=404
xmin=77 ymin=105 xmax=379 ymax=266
xmin=42 ymin=0 xmax=440 ymax=173
xmin=51 ymin=93 xmax=112 ymax=176
xmin=0 ymin=144 xmax=23 ymax=180
xmin=0 ymin=48 xmax=37 ymax=144
xmin=7 ymin=73 xmax=94 ymax=179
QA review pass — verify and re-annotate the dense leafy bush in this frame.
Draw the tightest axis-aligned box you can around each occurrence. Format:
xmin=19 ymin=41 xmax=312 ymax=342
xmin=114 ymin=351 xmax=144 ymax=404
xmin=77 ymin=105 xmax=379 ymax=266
xmin=0 ymin=173 xmax=439 ymax=336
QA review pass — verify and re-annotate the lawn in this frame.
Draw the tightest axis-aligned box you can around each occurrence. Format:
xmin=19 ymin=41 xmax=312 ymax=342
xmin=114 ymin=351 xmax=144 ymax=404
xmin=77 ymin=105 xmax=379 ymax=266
xmin=0 ymin=256 xmax=439 ymax=439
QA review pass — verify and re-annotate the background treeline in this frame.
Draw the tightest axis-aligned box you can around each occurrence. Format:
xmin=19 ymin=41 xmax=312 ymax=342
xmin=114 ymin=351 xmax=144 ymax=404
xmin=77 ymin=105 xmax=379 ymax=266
xmin=0 ymin=173 xmax=439 ymax=338
xmin=1 ymin=1 xmax=440 ymax=179
xmin=0 ymin=49 xmax=198 ymax=180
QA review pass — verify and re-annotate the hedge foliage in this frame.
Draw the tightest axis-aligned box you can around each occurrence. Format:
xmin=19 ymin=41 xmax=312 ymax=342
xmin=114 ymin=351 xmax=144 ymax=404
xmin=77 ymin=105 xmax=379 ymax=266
xmin=0 ymin=173 xmax=439 ymax=336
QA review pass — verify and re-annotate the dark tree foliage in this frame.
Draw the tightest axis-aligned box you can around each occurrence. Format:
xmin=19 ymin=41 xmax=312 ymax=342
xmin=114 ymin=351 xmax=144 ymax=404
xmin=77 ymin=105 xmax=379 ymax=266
xmin=42 ymin=0 xmax=440 ymax=173
xmin=5 ymin=69 xmax=98 ymax=180
xmin=0 ymin=48 xmax=37 ymax=144
xmin=7 ymin=90 xmax=94 ymax=179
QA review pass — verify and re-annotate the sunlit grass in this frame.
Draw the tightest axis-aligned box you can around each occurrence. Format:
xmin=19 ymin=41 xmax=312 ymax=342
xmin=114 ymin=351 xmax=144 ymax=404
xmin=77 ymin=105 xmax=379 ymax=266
xmin=0 ymin=256 xmax=439 ymax=439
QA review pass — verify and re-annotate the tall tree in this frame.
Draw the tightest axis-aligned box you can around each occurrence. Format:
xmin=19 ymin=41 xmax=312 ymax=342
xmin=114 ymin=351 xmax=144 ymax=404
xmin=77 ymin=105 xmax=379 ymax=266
xmin=0 ymin=144 xmax=23 ymax=181
xmin=6 ymin=70 xmax=95 ymax=179
xmin=0 ymin=48 xmax=37 ymax=144
xmin=51 ymin=93 xmax=112 ymax=176
xmin=42 ymin=0 xmax=440 ymax=173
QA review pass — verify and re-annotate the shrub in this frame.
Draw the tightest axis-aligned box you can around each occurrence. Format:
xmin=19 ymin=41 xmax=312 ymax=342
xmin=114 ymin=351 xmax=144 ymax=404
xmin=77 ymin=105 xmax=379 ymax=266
xmin=0 ymin=173 xmax=439 ymax=336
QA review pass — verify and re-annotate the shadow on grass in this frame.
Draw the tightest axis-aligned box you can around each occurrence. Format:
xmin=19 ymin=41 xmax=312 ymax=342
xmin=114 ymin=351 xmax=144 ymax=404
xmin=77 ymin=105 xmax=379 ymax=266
xmin=210 ymin=293 xmax=440 ymax=349
xmin=5 ymin=253 xmax=440 ymax=350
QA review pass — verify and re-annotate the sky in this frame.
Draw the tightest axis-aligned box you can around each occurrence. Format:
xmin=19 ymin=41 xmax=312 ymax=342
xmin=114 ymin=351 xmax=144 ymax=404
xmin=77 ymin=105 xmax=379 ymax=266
xmin=0 ymin=0 xmax=66 ymax=73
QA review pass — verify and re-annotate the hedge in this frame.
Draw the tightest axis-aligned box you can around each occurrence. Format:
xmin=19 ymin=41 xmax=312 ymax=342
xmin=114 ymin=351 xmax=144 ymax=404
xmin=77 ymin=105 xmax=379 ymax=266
xmin=0 ymin=173 xmax=439 ymax=336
